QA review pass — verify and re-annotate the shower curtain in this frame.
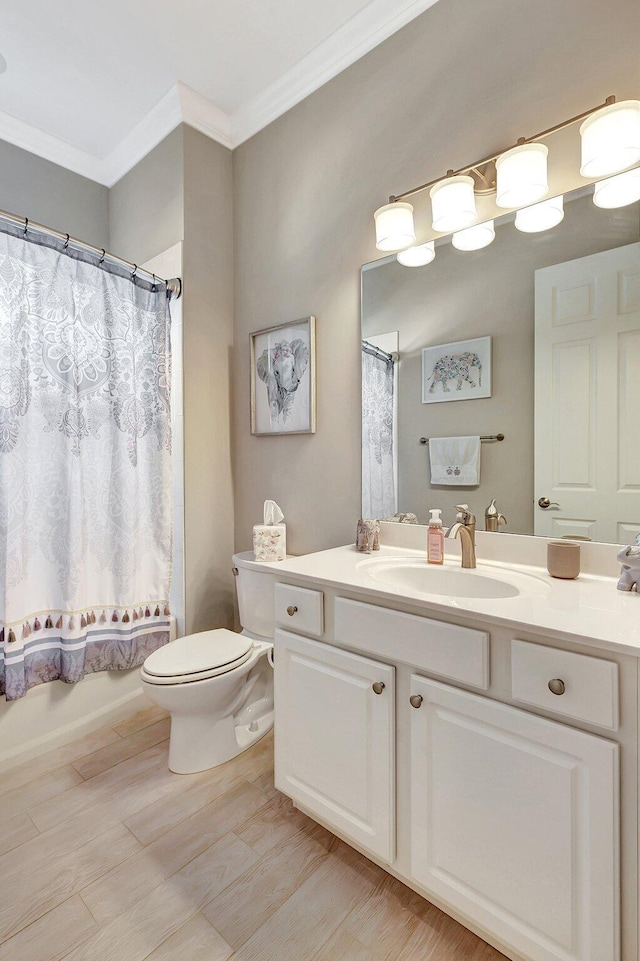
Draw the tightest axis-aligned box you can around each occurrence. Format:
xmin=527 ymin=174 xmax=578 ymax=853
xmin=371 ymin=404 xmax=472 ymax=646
xmin=0 ymin=225 xmax=173 ymax=700
xmin=361 ymin=344 xmax=396 ymax=519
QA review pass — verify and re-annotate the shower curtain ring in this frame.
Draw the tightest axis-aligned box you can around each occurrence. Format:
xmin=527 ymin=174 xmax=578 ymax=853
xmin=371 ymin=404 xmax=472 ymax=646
xmin=23 ymin=218 xmax=28 ymax=236
xmin=152 ymin=273 xmax=157 ymax=291
xmin=64 ymin=233 xmax=70 ymax=249
xmin=131 ymin=264 xmax=137 ymax=279
xmin=99 ymin=249 xmax=106 ymax=265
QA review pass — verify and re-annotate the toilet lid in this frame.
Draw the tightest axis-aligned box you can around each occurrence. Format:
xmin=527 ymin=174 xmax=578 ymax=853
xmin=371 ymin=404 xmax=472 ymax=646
xmin=143 ymin=629 xmax=252 ymax=679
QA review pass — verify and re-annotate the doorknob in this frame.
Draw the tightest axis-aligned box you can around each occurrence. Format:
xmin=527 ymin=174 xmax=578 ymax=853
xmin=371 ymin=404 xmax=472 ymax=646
xmin=538 ymin=496 xmax=560 ymax=510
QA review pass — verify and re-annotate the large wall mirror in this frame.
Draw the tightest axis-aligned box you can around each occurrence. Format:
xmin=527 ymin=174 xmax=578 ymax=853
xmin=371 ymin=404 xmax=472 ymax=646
xmin=361 ymin=184 xmax=640 ymax=544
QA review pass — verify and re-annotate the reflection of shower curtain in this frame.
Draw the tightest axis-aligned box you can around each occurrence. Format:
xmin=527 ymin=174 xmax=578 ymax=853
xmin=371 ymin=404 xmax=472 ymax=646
xmin=362 ymin=345 xmax=396 ymax=519
xmin=0 ymin=225 xmax=173 ymax=700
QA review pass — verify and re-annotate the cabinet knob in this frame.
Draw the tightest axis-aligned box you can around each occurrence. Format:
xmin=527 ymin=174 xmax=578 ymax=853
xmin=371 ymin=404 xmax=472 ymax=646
xmin=286 ymin=605 xmax=298 ymax=616
xmin=409 ymin=694 xmax=423 ymax=709
xmin=548 ymin=678 xmax=566 ymax=696
xmin=372 ymin=681 xmax=385 ymax=695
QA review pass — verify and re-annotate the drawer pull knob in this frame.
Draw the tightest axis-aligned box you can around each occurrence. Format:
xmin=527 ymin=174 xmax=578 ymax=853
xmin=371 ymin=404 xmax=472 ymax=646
xmin=409 ymin=694 xmax=423 ymax=709
xmin=286 ymin=605 xmax=298 ymax=616
xmin=548 ymin=678 xmax=566 ymax=696
xmin=372 ymin=681 xmax=385 ymax=695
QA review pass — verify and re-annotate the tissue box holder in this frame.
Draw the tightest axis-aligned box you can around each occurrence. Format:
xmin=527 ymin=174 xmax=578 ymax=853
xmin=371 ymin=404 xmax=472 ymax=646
xmin=253 ymin=524 xmax=286 ymax=562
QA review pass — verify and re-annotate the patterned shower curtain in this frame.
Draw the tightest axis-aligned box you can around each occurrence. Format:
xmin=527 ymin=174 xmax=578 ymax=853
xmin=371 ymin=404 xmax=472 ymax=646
xmin=361 ymin=344 xmax=396 ymax=519
xmin=0 ymin=225 xmax=173 ymax=700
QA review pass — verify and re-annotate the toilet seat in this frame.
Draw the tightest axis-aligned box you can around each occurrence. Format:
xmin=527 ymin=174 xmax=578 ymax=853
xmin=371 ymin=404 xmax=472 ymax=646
xmin=141 ymin=629 xmax=254 ymax=686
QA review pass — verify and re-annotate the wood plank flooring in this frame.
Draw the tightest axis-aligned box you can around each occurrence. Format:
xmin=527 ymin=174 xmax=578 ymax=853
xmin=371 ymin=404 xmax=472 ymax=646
xmin=0 ymin=703 xmax=507 ymax=961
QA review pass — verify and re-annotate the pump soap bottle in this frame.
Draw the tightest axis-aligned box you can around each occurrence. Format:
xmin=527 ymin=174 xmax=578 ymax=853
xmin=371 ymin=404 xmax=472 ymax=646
xmin=427 ymin=509 xmax=444 ymax=565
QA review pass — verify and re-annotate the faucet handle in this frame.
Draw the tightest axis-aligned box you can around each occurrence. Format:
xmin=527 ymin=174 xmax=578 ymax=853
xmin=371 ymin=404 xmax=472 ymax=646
xmin=455 ymin=504 xmax=476 ymax=525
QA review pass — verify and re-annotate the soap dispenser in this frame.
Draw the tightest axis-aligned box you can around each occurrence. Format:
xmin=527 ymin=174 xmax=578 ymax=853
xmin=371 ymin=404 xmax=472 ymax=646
xmin=427 ymin=509 xmax=444 ymax=565
xmin=485 ymin=498 xmax=507 ymax=532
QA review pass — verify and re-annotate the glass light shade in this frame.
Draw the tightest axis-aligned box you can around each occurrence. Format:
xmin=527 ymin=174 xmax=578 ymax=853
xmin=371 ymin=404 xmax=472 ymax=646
xmin=593 ymin=168 xmax=640 ymax=208
xmin=397 ymin=242 xmax=436 ymax=267
xmin=451 ymin=220 xmax=495 ymax=251
xmin=580 ymin=100 xmax=640 ymax=177
xmin=374 ymin=202 xmax=415 ymax=251
xmin=515 ymin=195 xmax=565 ymax=233
xmin=430 ymin=176 xmax=477 ymax=232
xmin=495 ymin=142 xmax=549 ymax=209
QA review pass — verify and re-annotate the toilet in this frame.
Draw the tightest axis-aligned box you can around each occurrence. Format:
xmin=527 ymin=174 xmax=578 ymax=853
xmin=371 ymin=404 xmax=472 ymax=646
xmin=140 ymin=551 xmax=275 ymax=774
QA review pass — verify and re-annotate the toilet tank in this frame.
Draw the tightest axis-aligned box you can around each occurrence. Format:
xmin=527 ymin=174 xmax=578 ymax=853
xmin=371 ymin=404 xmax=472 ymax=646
xmin=233 ymin=551 xmax=276 ymax=639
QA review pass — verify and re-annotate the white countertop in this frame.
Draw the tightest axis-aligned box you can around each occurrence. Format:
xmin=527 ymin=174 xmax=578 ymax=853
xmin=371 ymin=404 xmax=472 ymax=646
xmin=247 ymin=544 xmax=640 ymax=656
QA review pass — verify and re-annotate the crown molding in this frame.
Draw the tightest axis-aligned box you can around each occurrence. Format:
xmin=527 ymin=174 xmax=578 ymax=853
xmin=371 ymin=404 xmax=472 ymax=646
xmin=0 ymin=0 xmax=440 ymax=182
xmin=0 ymin=107 xmax=108 ymax=183
xmin=230 ymin=0 xmax=442 ymax=146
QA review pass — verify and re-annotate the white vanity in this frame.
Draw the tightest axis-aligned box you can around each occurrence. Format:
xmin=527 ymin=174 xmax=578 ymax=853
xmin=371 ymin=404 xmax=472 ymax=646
xmin=254 ymin=529 xmax=640 ymax=961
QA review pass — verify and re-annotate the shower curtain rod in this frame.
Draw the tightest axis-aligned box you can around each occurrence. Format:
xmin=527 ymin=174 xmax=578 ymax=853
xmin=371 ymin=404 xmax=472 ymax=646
xmin=362 ymin=340 xmax=398 ymax=363
xmin=0 ymin=208 xmax=182 ymax=298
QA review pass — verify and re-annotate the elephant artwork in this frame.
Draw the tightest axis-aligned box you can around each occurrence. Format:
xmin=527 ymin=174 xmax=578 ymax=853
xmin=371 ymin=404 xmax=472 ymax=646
xmin=421 ymin=337 xmax=492 ymax=404
xmin=251 ymin=318 xmax=316 ymax=434
xmin=428 ymin=351 xmax=482 ymax=393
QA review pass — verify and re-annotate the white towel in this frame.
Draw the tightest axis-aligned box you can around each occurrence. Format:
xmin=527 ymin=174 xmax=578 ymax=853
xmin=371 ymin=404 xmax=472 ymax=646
xmin=429 ymin=436 xmax=481 ymax=486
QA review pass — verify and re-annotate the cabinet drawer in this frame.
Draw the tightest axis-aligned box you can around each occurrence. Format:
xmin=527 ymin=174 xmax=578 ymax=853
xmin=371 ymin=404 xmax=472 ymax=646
xmin=511 ymin=639 xmax=619 ymax=731
xmin=334 ymin=597 xmax=488 ymax=689
xmin=275 ymin=583 xmax=324 ymax=637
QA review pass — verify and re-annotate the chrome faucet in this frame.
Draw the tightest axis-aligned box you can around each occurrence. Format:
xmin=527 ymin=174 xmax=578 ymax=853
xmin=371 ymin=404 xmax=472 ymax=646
xmin=447 ymin=504 xmax=477 ymax=569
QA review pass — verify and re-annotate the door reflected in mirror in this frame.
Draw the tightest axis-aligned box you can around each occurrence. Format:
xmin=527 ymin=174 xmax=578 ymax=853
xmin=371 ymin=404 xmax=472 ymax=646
xmin=361 ymin=185 xmax=640 ymax=544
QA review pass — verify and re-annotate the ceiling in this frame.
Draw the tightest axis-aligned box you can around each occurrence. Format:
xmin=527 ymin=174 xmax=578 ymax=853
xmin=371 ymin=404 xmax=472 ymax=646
xmin=0 ymin=0 xmax=440 ymax=186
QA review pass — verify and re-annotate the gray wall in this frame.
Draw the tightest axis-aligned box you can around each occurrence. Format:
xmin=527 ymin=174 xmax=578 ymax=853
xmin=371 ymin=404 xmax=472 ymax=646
xmin=0 ymin=139 xmax=108 ymax=248
xmin=182 ymin=127 xmax=235 ymax=634
xmin=109 ymin=127 xmax=184 ymax=265
xmin=232 ymin=0 xmax=640 ymax=555
xmin=363 ymin=195 xmax=640 ymax=533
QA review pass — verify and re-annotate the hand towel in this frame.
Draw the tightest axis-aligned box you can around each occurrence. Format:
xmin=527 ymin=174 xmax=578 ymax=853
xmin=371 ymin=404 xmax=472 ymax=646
xmin=429 ymin=436 xmax=481 ymax=486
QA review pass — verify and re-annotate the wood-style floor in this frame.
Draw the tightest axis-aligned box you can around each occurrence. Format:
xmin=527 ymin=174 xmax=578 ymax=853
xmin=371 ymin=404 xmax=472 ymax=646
xmin=0 ymin=702 xmax=507 ymax=961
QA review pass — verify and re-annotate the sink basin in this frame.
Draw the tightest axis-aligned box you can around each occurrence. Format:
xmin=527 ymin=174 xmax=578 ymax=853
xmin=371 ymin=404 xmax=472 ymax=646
xmin=357 ymin=558 xmax=549 ymax=600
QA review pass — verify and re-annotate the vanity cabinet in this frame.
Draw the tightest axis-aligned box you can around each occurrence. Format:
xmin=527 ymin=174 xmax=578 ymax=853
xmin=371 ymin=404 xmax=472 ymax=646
xmin=273 ymin=582 xmax=627 ymax=961
xmin=273 ymin=629 xmax=395 ymax=863
xmin=409 ymin=675 xmax=619 ymax=961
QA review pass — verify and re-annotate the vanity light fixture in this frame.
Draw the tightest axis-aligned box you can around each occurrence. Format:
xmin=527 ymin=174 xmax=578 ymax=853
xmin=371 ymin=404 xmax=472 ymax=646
xmin=429 ymin=175 xmax=477 ymax=232
xmin=495 ymin=142 xmax=548 ymax=208
xmin=592 ymin=167 xmax=640 ymax=208
xmin=374 ymin=202 xmax=415 ymax=251
xmin=515 ymin=195 xmax=565 ymax=232
xmin=375 ymin=96 xmax=632 ymax=250
xmin=451 ymin=220 xmax=495 ymax=251
xmin=397 ymin=241 xmax=435 ymax=267
xmin=580 ymin=100 xmax=640 ymax=177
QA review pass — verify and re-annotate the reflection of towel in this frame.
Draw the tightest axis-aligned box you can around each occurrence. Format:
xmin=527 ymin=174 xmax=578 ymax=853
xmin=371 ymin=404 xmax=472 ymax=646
xmin=429 ymin=436 xmax=481 ymax=486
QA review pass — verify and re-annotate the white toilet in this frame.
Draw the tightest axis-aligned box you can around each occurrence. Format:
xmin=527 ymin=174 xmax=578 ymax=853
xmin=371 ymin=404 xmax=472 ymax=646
xmin=140 ymin=551 xmax=275 ymax=774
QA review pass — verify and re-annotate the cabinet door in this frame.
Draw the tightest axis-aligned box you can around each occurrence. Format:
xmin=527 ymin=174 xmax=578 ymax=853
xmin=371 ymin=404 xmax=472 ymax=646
xmin=410 ymin=676 xmax=619 ymax=961
xmin=274 ymin=629 xmax=395 ymax=862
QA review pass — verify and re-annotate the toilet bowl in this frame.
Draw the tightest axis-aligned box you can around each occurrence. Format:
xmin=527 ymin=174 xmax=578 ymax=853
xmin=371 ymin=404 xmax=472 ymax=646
xmin=140 ymin=552 xmax=275 ymax=774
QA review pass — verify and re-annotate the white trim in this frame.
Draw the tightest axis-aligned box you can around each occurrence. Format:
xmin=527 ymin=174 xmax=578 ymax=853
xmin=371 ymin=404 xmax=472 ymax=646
xmin=230 ymin=0 xmax=442 ymax=145
xmin=0 ymin=0 xmax=441 ymax=182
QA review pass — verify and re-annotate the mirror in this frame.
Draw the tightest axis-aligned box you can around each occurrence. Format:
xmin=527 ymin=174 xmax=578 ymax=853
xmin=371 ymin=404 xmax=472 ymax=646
xmin=361 ymin=185 xmax=640 ymax=544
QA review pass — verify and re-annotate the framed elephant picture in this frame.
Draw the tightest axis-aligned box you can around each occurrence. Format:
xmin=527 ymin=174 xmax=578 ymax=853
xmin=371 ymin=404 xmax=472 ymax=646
xmin=421 ymin=336 xmax=492 ymax=404
xmin=250 ymin=316 xmax=316 ymax=434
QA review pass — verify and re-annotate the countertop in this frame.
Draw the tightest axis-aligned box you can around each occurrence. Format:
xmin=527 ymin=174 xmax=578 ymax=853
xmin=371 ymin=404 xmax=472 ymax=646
xmin=245 ymin=544 xmax=640 ymax=657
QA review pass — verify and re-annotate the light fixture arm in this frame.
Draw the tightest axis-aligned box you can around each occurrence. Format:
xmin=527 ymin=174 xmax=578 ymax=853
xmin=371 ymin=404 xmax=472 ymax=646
xmin=387 ymin=95 xmax=616 ymax=204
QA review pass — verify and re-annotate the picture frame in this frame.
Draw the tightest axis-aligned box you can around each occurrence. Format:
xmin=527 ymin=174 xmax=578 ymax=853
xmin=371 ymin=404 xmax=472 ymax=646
xmin=250 ymin=316 xmax=316 ymax=435
xmin=422 ymin=336 xmax=492 ymax=404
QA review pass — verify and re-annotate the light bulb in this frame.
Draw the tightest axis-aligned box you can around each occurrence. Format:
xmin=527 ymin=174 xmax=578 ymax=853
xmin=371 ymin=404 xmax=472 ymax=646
xmin=430 ymin=176 xmax=477 ymax=232
xmin=451 ymin=220 xmax=495 ymax=251
xmin=397 ymin=242 xmax=436 ymax=267
xmin=580 ymin=100 xmax=640 ymax=178
xmin=374 ymin=202 xmax=416 ymax=251
xmin=496 ymin=142 xmax=549 ymax=209
xmin=593 ymin=168 xmax=640 ymax=208
xmin=515 ymin=195 xmax=565 ymax=232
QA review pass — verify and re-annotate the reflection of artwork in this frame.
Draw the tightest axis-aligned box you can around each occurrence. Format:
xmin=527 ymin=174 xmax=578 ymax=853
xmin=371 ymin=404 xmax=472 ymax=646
xmin=251 ymin=317 xmax=316 ymax=434
xmin=422 ymin=336 xmax=492 ymax=404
